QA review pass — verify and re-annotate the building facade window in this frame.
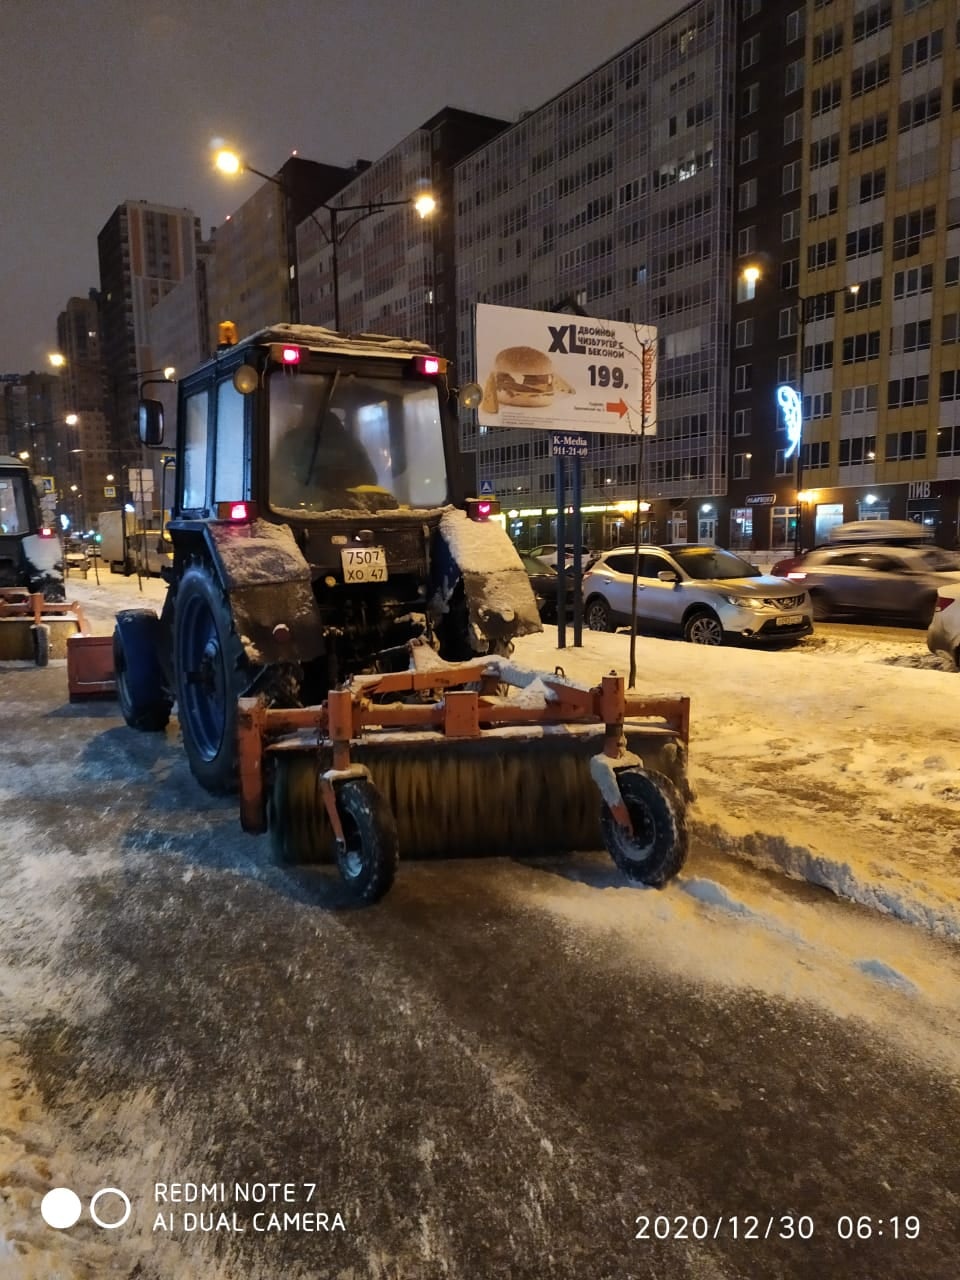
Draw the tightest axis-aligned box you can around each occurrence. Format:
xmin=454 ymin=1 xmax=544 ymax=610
xmin=853 ymin=3 xmax=892 ymax=42
xmin=838 ymin=436 xmax=877 ymax=464
xmin=733 ymin=407 xmax=752 ymax=435
xmin=888 ymin=375 xmax=929 ymax=406
xmin=902 ymin=29 xmax=942 ymax=71
xmin=885 ymin=430 xmax=926 ymax=459
xmin=849 ymin=114 xmax=888 ymax=152
xmin=842 ymin=331 xmax=881 ymax=363
xmin=851 ymin=56 xmax=890 ymax=97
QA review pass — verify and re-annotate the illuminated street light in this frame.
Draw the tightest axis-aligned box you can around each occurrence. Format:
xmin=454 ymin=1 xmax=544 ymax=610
xmin=214 ymin=146 xmax=437 ymax=331
xmin=48 ymin=352 xmax=65 ymax=368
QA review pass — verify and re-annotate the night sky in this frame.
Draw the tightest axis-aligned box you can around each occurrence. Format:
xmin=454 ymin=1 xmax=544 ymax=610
xmin=2 ymin=0 xmax=685 ymax=374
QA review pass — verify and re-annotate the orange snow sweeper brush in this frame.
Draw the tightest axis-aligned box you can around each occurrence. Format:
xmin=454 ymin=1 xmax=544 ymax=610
xmin=236 ymin=650 xmax=691 ymax=904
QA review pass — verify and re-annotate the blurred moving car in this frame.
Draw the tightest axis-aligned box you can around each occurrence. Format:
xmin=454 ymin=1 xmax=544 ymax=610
xmin=528 ymin=543 xmax=575 ymax=569
xmin=771 ymin=543 xmax=960 ymax=625
xmin=581 ymin=544 xmax=812 ymax=644
xmin=927 ymin=584 xmax=960 ymax=667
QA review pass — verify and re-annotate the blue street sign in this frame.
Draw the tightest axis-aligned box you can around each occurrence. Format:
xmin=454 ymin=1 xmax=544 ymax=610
xmin=479 ymin=479 xmax=495 ymax=495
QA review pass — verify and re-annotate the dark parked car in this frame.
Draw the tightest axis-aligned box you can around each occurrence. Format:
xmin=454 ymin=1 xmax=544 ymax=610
xmin=520 ymin=553 xmax=576 ymax=622
xmin=771 ymin=543 xmax=960 ymax=624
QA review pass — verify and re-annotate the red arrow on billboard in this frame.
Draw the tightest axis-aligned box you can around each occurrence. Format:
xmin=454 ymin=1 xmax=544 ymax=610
xmin=606 ymin=398 xmax=629 ymax=417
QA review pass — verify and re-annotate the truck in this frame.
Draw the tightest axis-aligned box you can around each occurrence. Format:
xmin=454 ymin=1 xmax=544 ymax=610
xmin=97 ymin=508 xmax=173 ymax=577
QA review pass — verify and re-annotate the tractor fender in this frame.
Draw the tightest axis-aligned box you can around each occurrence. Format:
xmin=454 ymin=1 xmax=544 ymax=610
xmin=199 ymin=518 xmax=325 ymax=666
xmin=431 ymin=509 xmax=542 ymax=652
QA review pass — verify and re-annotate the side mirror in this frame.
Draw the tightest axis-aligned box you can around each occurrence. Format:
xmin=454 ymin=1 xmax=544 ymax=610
xmin=658 ymin=569 xmax=680 ymax=583
xmin=139 ymin=399 xmax=164 ymax=446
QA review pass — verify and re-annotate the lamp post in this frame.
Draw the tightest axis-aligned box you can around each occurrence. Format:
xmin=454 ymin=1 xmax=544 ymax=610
xmin=214 ymin=149 xmax=436 ymax=332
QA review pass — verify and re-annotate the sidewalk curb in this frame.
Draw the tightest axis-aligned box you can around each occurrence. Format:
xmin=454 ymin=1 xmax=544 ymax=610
xmin=690 ymin=818 xmax=960 ymax=942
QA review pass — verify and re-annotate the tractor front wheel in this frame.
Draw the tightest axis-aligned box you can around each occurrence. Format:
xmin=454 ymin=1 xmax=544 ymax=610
xmin=114 ymin=609 xmax=172 ymax=731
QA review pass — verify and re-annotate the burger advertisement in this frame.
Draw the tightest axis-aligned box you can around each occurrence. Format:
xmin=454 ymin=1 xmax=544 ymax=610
xmin=474 ymin=303 xmax=656 ymax=436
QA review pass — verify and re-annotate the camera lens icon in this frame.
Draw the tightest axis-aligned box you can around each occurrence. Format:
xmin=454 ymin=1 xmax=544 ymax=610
xmin=41 ymin=1186 xmax=131 ymax=1230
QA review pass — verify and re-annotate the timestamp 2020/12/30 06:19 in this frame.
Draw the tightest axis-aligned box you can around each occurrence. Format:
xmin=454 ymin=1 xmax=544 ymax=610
xmin=633 ymin=1214 xmax=921 ymax=1243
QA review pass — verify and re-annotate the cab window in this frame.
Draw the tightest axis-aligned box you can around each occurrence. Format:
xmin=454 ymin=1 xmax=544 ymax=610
xmin=214 ymin=379 xmax=247 ymax=502
xmin=181 ymin=390 xmax=209 ymax=510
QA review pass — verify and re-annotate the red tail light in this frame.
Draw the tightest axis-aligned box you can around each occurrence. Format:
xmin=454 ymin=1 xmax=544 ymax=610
xmin=216 ymin=500 xmax=257 ymax=522
xmin=935 ymin=595 xmax=954 ymax=612
xmin=465 ymin=497 xmax=500 ymax=521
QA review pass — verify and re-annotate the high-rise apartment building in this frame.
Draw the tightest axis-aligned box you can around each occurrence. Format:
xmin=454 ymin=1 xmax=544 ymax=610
xmin=728 ymin=0 xmax=960 ymax=551
xmin=209 ymin=156 xmax=364 ymax=342
xmin=56 ymin=292 xmax=110 ymax=524
xmin=725 ymin=1 xmax=808 ymax=554
xmin=0 ymin=372 xmax=70 ymax=517
xmin=97 ymin=201 xmax=202 ymax=478
xmin=297 ymin=108 xmax=507 ymax=358
xmin=454 ymin=1 xmax=735 ymax=551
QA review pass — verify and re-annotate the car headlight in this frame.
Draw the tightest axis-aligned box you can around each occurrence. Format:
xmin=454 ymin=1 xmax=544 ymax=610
xmin=722 ymin=594 xmax=765 ymax=609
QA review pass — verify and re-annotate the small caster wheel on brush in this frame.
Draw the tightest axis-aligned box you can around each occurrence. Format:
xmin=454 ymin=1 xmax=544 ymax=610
xmin=31 ymin=623 xmax=49 ymax=667
xmin=333 ymin=778 xmax=399 ymax=905
xmin=599 ymin=767 xmax=687 ymax=888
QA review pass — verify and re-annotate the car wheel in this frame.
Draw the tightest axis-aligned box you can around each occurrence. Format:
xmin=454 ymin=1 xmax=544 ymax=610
xmin=809 ymin=590 xmax=833 ymax=621
xmin=585 ymin=597 xmax=611 ymax=632
xmin=682 ymin=610 xmax=723 ymax=645
xmin=914 ymin=594 xmax=936 ymax=628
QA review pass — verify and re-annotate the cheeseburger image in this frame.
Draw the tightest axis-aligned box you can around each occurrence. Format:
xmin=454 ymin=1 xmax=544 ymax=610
xmin=481 ymin=346 xmax=575 ymax=413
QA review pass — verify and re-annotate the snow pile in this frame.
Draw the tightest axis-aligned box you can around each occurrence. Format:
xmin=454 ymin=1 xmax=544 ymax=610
xmin=512 ymin=625 xmax=960 ymax=938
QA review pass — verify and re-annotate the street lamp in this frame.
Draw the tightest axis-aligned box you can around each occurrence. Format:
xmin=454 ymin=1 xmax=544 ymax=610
xmin=745 ymin=267 xmax=859 ymax=553
xmin=214 ymin=148 xmax=436 ymax=332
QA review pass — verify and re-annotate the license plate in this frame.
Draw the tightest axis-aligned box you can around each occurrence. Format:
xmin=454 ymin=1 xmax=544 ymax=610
xmin=340 ymin=546 xmax=387 ymax=583
xmin=776 ymin=612 xmax=803 ymax=626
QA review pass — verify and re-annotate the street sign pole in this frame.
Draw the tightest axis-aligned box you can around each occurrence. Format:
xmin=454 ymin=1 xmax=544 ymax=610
xmin=556 ymin=456 xmax=567 ymax=650
xmin=571 ymin=455 xmax=583 ymax=647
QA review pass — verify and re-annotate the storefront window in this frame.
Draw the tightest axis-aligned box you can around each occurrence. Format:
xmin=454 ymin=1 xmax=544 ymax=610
xmin=729 ymin=507 xmax=753 ymax=548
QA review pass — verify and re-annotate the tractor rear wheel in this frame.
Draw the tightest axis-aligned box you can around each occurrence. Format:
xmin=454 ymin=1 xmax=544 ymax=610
xmin=174 ymin=564 xmax=247 ymax=793
xmin=114 ymin=609 xmax=172 ymax=731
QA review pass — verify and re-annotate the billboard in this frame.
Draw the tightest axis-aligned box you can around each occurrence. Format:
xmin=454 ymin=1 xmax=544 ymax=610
xmin=475 ymin=303 xmax=656 ymax=436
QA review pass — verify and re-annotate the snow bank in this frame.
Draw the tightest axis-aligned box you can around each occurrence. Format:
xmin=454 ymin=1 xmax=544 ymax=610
xmin=512 ymin=625 xmax=960 ymax=938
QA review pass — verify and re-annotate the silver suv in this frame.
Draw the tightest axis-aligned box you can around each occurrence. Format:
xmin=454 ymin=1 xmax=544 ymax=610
xmin=581 ymin=544 xmax=813 ymax=645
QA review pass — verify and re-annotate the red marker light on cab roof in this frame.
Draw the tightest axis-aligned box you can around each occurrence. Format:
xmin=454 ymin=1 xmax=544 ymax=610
xmin=281 ymin=346 xmax=301 ymax=365
xmin=413 ymin=355 xmax=444 ymax=376
xmin=477 ymin=502 xmax=492 ymax=518
xmin=215 ymin=500 xmax=257 ymax=522
xmin=38 ymin=527 xmax=54 ymax=539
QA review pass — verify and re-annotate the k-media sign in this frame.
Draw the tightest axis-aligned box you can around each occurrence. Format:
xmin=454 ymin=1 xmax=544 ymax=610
xmin=475 ymin=303 xmax=657 ymax=436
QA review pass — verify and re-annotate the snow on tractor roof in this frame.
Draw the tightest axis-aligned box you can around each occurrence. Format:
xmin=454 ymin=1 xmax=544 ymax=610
xmin=250 ymin=323 xmax=437 ymax=361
